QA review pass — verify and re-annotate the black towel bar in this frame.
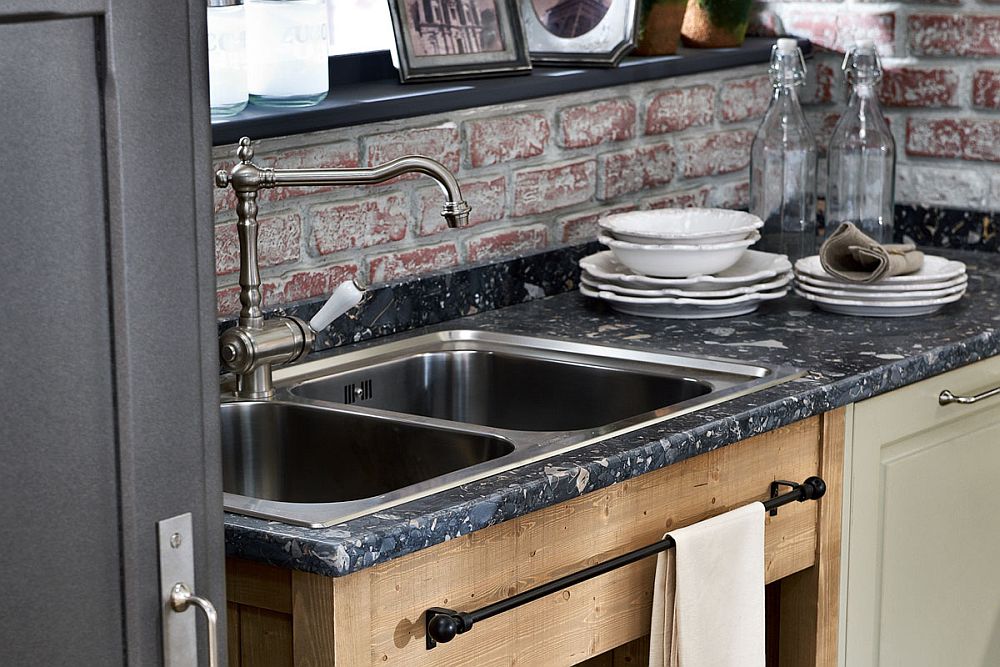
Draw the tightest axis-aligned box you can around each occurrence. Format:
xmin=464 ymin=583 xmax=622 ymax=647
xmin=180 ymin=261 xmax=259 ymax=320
xmin=424 ymin=475 xmax=826 ymax=649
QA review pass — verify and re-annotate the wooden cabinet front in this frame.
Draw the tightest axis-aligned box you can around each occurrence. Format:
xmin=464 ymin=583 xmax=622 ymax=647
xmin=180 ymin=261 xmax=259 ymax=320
xmin=227 ymin=409 xmax=844 ymax=666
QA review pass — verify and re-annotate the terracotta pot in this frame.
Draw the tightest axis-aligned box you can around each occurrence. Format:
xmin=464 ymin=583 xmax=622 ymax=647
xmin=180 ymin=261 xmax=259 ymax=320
xmin=680 ymin=0 xmax=753 ymax=48
xmin=635 ymin=0 xmax=688 ymax=56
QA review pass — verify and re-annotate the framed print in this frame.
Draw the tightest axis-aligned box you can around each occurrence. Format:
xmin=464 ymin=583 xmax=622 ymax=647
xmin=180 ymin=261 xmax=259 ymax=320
xmin=388 ymin=0 xmax=532 ymax=81
xmin=522 ymin=0 xmax=639 ymax=66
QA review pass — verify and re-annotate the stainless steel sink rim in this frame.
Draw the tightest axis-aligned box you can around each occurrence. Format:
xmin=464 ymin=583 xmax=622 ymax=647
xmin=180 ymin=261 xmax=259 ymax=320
xmin=224 ymin=330 xmax=803 ymax=528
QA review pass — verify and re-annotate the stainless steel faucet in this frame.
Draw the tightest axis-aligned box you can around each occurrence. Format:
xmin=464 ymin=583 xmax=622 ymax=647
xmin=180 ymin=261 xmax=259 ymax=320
xmin=216 ymin=136 xmax=471 ymax=399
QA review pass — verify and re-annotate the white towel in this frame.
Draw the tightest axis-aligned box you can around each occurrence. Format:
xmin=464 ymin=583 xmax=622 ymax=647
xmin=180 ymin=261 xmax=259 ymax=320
xmin=648 ymin=502 xmax=766 ymax=667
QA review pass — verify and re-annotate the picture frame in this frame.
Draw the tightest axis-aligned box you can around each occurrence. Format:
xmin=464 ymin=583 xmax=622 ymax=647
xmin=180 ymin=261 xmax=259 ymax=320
xmin=388 ymin=0 xmax=532 ymax=82
xmin=521 ymin=0 xmax=639 ymax=66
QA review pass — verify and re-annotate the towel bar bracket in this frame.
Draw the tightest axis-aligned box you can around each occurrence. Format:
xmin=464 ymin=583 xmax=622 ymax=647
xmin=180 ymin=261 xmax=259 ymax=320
xmin=424 ymin=476 xmax=826 ymax=650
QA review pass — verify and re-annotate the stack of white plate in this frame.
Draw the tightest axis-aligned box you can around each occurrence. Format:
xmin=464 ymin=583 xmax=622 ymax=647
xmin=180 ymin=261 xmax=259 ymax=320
xmin=579 ymin=250 xmax=793 ymax=319
xmin=793 ymin=255 xmax=967 ymax=317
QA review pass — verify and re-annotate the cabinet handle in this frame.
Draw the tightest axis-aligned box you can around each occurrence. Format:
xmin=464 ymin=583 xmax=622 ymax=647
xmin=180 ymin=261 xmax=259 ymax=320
xmin=938 ymin=386 xmax=1000 ymax=406
xmin=170 ymin=582 xmax=219 ymax=667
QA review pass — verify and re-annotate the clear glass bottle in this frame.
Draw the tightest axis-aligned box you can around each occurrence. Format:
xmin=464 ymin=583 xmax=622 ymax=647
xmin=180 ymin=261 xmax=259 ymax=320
xmin=245 ymin=0 xmax=329 ymax=107
xmin=207 ymin=0 xmax=249 ymax=118
xmin=750 ymin=38 xmax=818 ymax=261
xmin=826 ymin=40 xmax=896 ymax=243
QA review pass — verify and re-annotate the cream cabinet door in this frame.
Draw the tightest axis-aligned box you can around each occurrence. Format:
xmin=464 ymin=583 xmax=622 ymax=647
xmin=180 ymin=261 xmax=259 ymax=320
xmin=844 ymin=357 xmax=1000 ymax=666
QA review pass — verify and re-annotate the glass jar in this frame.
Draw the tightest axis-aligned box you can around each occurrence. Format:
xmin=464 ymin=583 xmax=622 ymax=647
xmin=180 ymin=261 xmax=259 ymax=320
xmin=245 ymin=0 xmax=329 ymax=107
xmin=826 ymin=41 xmax=896 ymax=243
xmin=749 ymin=38 xmax=818 ymax=261
xmin=207 ymin=0 xmax=249 ymax=118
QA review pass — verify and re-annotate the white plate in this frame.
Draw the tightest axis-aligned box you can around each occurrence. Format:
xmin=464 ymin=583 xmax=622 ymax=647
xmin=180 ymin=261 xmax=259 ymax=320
xmin=582 ymin=271 xmax=792 ymax=298
xmin=794 ymin=254 xmax=966 ymax=285
xmin=794 ymin=278 xmax=967 ymax=301
xmin=580 ymin=284 xmax=788 ymax=319
xmin=793 ymin=287 xmax=965 ymax=317
xmin=794 ymin=270 xmax=968 ymax=293
xmin=599 ymin=208 xmax=764 ymax=244
xmin=580 ymin=250 xmax=790 ymax=291
xmin=599 ymin=232 xmax=760 ymax=278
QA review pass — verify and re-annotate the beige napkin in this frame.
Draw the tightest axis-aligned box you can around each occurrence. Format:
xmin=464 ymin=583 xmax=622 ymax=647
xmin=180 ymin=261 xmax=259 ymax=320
xmin=819 ymin=222 xmax=924 ymax=283
xmin=649 ymin=503 xmax=766 ymax=667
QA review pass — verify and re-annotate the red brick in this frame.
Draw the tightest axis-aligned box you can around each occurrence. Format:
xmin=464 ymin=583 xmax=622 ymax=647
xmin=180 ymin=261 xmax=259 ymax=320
xmin=645 ymin=86 xmax=715 ymax=135
xmin=512 ymin=159 xmax=596 ymax=217
xmin=466 ymin=225 xmax=549 ymax=263
xmin=781 ymin=12 xmax=895 ymax=55
xmin=416 ymin=175 xmax=506 ymax=236
xmin=908 ymin=14 xmax=1000 ymax=56
xmin=213 ymin=142 xmax=359 ymax=214
xmin=310 ymin=194 xmax=409 ymax=255
xmin=719 ymin=75 xmax=771 ymax=123
xmin=879 ymin=68 xmax=958 ymax=108
xmin=906 ymin=118 xmax=1000 ymax=162
xmin=266 ymin=263 xmax=360 ymax=305
xmin=679 ymin=130 xmax=754 ymax=178
xmin=598 ymin=142 xmax=676 ymax=200
xmin=216 ymin=285 xmax=242 ymax=317
xmin=215 ymin=210 xmax=301 ymax=276
xmin=906 ymin=118 xmax=966 ymax=159
xmin=804 ymin=60 xmax=838 ymax=106
xmin=642 ymin=186 xmax=711 ymax=210
xmin=557 ymin=204 xmax=638 ymax=244
xmin=466 ymin=113 xmax=549 ymax=167
xmin=558 ymin=99 xmax=636 ymax=149
xmin=973 ymin=70 xmax=1000 ymax=110
xmin=805 ymin=110 xmax=842 ymax=157
xmin=367 ymin=242 xmax=460 ymax=284
xmin=365 ymin=124 xmax=461 ymax=172
xmin=709 ymin=180 xmax=751 ymax=210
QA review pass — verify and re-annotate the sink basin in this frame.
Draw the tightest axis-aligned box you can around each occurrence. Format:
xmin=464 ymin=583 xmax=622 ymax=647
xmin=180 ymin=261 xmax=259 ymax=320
xmin=224 ymin=330 xmax=801 ymax=527
xmin=221 ymin=400 xmax=514 ymax=526
xmin=292 ymin=349 xmax=712 ymax=431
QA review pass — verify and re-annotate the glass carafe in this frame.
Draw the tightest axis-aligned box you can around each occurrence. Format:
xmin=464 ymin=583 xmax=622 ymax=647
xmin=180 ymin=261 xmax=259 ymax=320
xmin=750 ymin=38 xmax=818 ymax=261
xmin=826 ymin=41 xmax=896 ymax=243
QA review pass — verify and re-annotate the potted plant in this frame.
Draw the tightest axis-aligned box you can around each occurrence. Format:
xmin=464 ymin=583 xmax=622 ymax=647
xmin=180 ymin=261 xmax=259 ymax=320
xmin=680 ymin=0 xmax=753 ymax=48
xmin=635 ymin=0 xmax=688 ymax=56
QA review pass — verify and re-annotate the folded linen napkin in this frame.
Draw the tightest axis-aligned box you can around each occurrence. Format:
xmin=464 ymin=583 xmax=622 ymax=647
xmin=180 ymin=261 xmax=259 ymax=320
xmin=648 ymin=503 xmax=766 ymax=667
xmin=819 ymin=222 xmax=924 ymax=283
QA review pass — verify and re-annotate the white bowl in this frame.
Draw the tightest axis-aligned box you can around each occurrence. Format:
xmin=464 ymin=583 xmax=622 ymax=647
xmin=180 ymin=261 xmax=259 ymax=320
xmin=600 ymin=208 xmax=764 ymax=245
xmin=599 ymin=232 xmax=759 ymax=278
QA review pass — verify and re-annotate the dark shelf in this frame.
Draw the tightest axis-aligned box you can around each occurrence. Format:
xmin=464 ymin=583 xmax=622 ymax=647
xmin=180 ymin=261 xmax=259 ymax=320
xmin=211 ymin=37 xmax=810 ymax=146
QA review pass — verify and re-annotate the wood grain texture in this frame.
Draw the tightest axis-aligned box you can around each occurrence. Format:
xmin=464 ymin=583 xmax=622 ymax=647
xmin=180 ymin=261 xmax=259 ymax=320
xmin=227 ymin=603 xmax=241 ymax=667
xmin=778 ymin=408 xmax=845 ymax=667
xmin=227 ymin=558 xmax=292 ymax=613
xmin=238 ymin=607 xmax=293 ymax=667
xmin=226 ymin=412 xmax=843 ymax=666
xmin=366 ymin=416 xmax=821 ymax=666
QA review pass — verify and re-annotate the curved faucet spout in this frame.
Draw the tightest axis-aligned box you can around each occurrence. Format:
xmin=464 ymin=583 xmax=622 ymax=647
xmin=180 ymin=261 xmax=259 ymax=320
xmin=215 ymin=137 xmax=472 ymax=399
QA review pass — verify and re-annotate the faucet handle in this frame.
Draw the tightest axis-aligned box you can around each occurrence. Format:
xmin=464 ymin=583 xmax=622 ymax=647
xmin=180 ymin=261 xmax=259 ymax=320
xmin=308 ymin=279 xmax=366 ymax=333
xmin=237 ymin=136 xmax=255 ymax=164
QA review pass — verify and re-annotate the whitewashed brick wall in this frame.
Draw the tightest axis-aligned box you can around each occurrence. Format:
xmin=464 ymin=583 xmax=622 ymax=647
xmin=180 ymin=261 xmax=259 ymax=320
xmin=752 ymin=2 xmax=1000 ymax=210
xmin=213 ymin=65 xmax=767 ymax=315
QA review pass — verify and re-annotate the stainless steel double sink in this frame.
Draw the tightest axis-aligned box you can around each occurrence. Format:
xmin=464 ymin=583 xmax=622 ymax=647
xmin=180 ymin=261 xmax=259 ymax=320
xmin=221 ymin=330 xmax=800 ymax=527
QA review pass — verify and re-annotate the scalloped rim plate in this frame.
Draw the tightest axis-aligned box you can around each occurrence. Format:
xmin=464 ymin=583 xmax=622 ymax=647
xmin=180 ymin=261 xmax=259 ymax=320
xmin=581 ymin=271 xmax=792 ymax=298
xmin=794 ymin=287 xmax=965 ymax=317
xmin=794 ymin=278 xmax=967 ymax=301
xmin=794 ymin=271 xmax=968 ymax=293
xmin=579 ymin=250 xmax=792 ymax=291
xmin=580 ymin=284 xmax=788 ymax=319
xmin=794 ymin=254 xmax=966 ymax=285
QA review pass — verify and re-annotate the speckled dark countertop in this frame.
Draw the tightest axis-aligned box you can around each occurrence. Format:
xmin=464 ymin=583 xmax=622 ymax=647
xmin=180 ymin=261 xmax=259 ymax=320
xmin=225 ymin=248 xmax=1000 ymax=577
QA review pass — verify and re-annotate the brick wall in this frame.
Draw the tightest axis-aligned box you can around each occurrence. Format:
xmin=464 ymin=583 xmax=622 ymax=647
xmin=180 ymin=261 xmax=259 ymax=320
xmin=213 ymin=66 xmax=767 ymax=316
xmin=751 ymin=1 xmax=1000 ymax=211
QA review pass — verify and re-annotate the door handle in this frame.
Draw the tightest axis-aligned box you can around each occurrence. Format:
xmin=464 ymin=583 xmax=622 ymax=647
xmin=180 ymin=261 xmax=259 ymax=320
xmin=159 ymin=513 xmax=222 ymax=667
xmin=939 ymin=385 xmax=1000 ymax=406
xmin=170 ymin=582 xmax=219 ymax=667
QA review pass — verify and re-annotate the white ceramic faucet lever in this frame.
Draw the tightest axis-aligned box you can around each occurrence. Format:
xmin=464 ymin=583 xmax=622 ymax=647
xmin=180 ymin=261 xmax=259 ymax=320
xmin=309 ymin=279 xmax=366 ymax=332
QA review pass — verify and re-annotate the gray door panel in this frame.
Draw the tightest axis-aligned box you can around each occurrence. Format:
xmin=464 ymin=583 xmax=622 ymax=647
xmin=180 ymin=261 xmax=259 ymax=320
xmin=1 ymin=3 xmax=221 ymax=665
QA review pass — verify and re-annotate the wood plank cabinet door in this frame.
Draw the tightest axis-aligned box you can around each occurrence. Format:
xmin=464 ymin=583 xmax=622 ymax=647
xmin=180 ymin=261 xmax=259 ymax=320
xmin=845 ymin=357 xmax=1000 ymax=666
